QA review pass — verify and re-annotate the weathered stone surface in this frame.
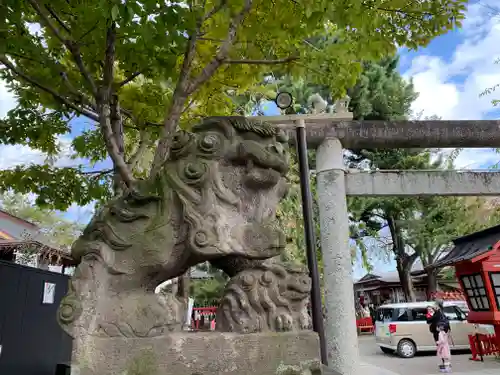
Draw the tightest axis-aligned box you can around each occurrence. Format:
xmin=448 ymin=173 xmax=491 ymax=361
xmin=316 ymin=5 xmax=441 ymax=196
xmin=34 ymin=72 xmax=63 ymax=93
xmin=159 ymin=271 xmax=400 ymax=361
xmin=217 ymin=262 xmax=312 ymax=333
xmin=344 ymin=170 xmax=500 ymax=196
xmin=316 ymin=139 xmax=359 ymax=375
xmin=58 ymin=116 xmax=319 ymax=374
xmin=58 ymin=116 xmax=292 ymax=339
xmin=71 ymin=331 xmax=322 ymax=375
xmin=278 ymin=120 xmax=500 ymax=148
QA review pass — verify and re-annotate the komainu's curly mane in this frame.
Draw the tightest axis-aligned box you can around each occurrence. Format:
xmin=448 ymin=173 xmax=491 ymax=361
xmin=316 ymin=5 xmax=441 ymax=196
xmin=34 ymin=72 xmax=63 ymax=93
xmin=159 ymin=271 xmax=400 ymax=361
xmin=216 ymin=262 xmax=312 ymax=333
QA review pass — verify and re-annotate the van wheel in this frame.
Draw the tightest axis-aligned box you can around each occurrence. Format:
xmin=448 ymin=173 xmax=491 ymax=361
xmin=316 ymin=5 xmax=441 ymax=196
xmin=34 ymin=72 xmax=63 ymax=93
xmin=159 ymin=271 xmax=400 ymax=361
xmin=380 ymin=347 xmax=394 ymax=354
xmin=397 ymin=339 xmax=416 ymax=358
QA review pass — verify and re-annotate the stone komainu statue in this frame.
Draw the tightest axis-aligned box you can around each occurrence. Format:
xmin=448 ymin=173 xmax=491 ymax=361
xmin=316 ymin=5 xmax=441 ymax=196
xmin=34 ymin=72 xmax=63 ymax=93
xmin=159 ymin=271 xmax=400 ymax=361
xmin=57 ymin=116 xmax=311 ymax=340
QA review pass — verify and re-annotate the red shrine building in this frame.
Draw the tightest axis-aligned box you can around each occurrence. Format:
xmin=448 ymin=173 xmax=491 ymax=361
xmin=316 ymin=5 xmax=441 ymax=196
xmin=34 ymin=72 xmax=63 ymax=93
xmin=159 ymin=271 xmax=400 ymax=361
xmin=428 ymin=224 xmax=500 ymax=341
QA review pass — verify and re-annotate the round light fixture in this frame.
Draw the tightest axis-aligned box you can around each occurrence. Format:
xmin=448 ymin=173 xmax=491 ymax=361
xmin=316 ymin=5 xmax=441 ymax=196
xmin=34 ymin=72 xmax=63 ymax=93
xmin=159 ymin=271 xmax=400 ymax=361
xmin=275 ymin=91 xmax=293 ymax=110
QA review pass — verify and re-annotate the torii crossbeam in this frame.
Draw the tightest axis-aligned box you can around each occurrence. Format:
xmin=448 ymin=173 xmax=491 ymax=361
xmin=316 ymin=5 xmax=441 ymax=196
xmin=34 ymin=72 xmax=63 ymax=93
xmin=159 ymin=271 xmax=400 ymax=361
xmin=249 ymin=112 xmax=500 ymax=375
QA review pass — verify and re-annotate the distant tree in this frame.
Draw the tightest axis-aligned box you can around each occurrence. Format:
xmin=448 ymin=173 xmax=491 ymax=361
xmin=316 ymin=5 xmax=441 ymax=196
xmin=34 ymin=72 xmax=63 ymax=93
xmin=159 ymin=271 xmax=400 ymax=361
xmin=405 ymin=196 xmax=500 ymax=295
xmin=189 ymin=262 xmax=228 ymax=306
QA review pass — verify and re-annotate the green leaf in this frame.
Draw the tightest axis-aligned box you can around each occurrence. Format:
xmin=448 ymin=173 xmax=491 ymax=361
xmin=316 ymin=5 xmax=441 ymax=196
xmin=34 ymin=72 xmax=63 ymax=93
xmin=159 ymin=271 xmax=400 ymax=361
xmin=0 ymin=165 xmax=112 ymax=210
xmin=111 ymin=5 xmax=120 ymax=21
xmin=1 ymin=101 xmax=70 ymax=155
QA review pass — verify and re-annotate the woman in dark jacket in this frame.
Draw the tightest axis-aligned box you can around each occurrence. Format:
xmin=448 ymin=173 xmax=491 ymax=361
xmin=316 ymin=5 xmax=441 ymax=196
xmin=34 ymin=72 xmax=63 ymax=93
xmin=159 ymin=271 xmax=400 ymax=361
xmin=427 ymin=300 xmax=449 ymax=342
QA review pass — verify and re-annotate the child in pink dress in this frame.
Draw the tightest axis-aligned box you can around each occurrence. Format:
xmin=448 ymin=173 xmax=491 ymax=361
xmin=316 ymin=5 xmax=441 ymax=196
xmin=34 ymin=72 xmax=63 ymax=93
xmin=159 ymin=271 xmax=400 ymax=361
xmin=436 ymin=324 xmax=452 ymax=373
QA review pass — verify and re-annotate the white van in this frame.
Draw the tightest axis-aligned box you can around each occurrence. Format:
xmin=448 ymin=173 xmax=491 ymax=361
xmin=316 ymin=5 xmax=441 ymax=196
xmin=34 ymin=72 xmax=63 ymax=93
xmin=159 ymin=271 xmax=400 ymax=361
xmin=374 ymin=301 xmax=477 ymax=358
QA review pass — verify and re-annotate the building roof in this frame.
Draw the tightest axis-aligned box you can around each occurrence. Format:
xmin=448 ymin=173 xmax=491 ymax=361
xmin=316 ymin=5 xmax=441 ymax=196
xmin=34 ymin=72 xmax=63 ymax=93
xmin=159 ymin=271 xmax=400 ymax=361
xmin=0 ymin=240 xmax=75 ymax=267
xmin=354 ymin=260 xmax=427 ymax=285
xmin=0 ymin=208 xmax=77 ymax=267
xmin=0 ymin=209 xmax=38 ymax=230
xmin=354 ymin=270 xmax=425 ymax=285
xmin=427 ymin=224 xmax=500 ymax=269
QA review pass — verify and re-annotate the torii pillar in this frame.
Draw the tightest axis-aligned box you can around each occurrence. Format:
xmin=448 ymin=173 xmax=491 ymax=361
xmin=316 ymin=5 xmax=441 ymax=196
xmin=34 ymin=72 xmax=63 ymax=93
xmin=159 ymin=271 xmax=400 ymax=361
xmin=251 ymin=113 xmax=500 ymax=375
xmin=316 ymin=137 xmax=358 ymax=374
xmin=313 ymin=119 xmax=500 ymax=375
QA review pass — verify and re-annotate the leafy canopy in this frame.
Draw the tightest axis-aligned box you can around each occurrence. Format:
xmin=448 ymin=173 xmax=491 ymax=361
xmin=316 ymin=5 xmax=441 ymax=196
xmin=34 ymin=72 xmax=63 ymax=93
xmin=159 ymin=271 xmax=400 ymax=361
xmin=1 ymin=0 xmax=467 ymax=209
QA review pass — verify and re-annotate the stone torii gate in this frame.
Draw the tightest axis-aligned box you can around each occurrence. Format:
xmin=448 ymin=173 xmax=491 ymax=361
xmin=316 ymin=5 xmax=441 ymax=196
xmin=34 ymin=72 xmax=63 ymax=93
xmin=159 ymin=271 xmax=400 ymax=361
xmin=250 ymin=111 xmax=500 ymax=375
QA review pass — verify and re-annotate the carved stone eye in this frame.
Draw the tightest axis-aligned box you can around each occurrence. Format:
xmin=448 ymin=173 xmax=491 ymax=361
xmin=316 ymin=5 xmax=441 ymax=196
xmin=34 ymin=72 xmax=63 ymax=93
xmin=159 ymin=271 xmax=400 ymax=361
xmin=267 ymin=143 xmax=284 ymax=155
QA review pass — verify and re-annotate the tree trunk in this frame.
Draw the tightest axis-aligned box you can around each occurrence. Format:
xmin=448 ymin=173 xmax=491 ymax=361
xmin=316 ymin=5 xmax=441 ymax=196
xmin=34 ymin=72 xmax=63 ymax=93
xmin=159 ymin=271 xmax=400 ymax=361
xmin=426 ymin=269 xmax=438 ymax=298
xmin=396 ymin=259 xmax=416 ymax=302
xmin=388 ymin=215 xmax=417 ymax=302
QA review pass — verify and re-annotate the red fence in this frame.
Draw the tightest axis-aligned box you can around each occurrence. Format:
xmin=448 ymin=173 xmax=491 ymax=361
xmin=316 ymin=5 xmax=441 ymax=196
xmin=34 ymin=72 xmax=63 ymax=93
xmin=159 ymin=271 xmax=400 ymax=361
xmin=192 ymin=307 xmax=376 ymax=333
xmin=468 ymin=334 xmax=500 ymax=361
xmin=356 ymin=317 xmax=374 ymax=334
xmin=191 ymin=306 xmax=216 ymax=330
xmin=428 ymin=291 xmax=466 ymax=301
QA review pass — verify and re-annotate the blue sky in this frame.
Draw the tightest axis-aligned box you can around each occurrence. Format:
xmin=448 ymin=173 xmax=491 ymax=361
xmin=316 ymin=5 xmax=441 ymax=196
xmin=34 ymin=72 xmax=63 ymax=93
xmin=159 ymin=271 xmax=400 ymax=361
xmin=1 ymin=0 xmax=500 ymax=277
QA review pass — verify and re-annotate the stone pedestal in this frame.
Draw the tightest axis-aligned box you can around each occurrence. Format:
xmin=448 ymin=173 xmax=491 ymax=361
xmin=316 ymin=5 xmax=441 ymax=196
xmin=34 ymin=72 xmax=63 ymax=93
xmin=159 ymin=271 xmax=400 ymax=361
xmin=72 ymin=331 xmax=322 ymax=375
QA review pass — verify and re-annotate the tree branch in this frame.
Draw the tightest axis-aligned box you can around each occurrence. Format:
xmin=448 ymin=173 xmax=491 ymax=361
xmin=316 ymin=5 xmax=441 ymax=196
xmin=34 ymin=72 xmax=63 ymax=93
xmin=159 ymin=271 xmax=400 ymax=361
xmin=97 ymin=21 xmax=133 ymax=191
xmin=45 ymin=4 xmax=71 ymax=33
xmin=182 ymin=95 xmax=199 ymax=115
xmin=186 ymin=0 xmax=254 ymax=95
xmin=77 ymin=20 xmax=100 ymax=42
xmin=111 ymin=94 xmax=126 ymax=194
xmin=224 ymin=56 xmax=298 ymax=65
xmin=98 ymin=102 xmax=134 ymax=189
xmin=151 ymin=0 xmax=253 ymax=175
xmin=120 ymin=108 xmax=162 ymax=127
xmin=27 ymin=0 xmax=98 ymax=97
xmin=81 ymin=168 xmax=114 ymax=177
xmin=103 ymin=22 xmax=116 ymax=100
xmin=149 ymin=1 xmax=212 ymax=174
xmin=5 ymin=52 xmax=46 ymax=64
xmin=0 ymin=56 xmax=99 ymax=121
xmin=58 ymin=70 xmax=94 ymax=108
xmin=111 ymin=96 xmax=124 ymax=156
xmin=203 ymin=0 xmax=227 ymax=21
xmin=119 ymin=71 xmax=142 ymax=87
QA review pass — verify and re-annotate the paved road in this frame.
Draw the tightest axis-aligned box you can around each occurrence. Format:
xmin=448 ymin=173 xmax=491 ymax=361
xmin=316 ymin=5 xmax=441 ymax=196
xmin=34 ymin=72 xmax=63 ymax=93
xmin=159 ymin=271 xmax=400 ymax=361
xmin=358 ymin=336 xmax=500 ymax=375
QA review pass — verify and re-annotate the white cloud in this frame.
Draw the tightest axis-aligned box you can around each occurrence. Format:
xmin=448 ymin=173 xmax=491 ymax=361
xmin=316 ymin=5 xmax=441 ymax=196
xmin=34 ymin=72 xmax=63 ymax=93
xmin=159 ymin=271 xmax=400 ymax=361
xmin=0 ymin=79 xmax=16 ymax=118
xmin=0 ymin=136 xmax=84 ymax=170
xmin=404 ymin=1 xmax=500 ymax=120
xmin=453 ymin=148 xmax=500 ymax=168
xmin=64 ymin=201 xmax=96 ymax=225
